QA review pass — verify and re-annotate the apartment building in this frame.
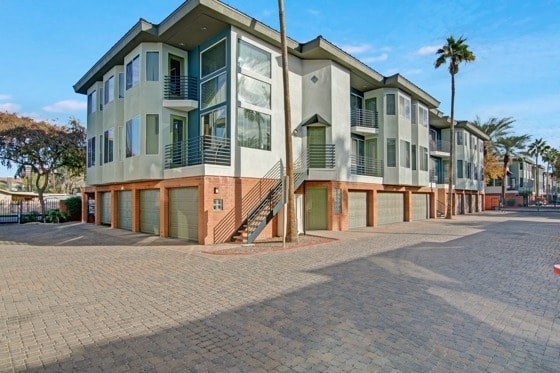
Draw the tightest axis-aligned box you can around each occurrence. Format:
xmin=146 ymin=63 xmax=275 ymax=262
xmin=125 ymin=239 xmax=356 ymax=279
xmin=74 ymin=0 xmax=483 ymax=244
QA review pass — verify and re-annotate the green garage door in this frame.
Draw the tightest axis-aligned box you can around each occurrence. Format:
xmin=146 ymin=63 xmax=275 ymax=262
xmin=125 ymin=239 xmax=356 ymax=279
xmin=169 ymin=187 xmax=198 ymax=242
xmin=140 ymin=189 xmax=160 ymax=235
xmin=412 ymin=193 xmax=430 ymax=221
xmin=101 ymin=192 xmax=111 ymax=225
xmin=118 ymin=191 xmax=132 ymax=231
xmin=377 ymin=192 xmax=404 ymax=225
xmin=348 ymin=191 xmax=367 ymax=228
xmin=306 ymin=186 xmax=328 ymax=230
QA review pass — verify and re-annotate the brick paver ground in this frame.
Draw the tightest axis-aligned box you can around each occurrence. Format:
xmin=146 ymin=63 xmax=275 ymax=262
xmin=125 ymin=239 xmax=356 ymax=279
xmin=1 ymin=211 xmax=559 ymax=371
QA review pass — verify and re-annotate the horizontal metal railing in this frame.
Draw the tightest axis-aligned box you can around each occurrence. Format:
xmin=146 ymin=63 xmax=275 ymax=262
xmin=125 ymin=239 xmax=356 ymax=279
xmin=164 ymin=76 xmax=198 ymax=100
xmin=307 ymin=144 xmax=335 ymax=169
xmin=429 ymin=139 xmax=451 ymax=153
xmin=350 ymin=155 xmax=383 ymax=177
xmin=351 ymin=108 xmax=379 ymax=129
xmin=429 ymin=169 xmax=448 ymax=184
xmin=164 ymin=135 xmax=230 ymax=169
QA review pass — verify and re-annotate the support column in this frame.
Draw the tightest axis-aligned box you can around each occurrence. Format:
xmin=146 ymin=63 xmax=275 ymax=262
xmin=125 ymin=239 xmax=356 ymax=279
xmin=430 ymin=191 xmax=437 ymax=219
xmin=132 ymin=188 xmax=140 ymax=232
xmin=404 ymin=191 xmax=412 ymax=222
xmin=371 ymin=190 xmax=378 ymax=227
xmin=81 ymin=192 xmax=88 ymax=223
xmin=160 ymin=187 xmax=169 ymax=238
xmin=94 ymin=191 xmax=102 ymax=225
xmin=111 ymin=190 xmax=118 ymax=229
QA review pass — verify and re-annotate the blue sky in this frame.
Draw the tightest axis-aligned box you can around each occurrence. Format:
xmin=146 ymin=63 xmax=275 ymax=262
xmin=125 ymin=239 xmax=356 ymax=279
xmin=1 ymin=0 xmax=559 ymax=177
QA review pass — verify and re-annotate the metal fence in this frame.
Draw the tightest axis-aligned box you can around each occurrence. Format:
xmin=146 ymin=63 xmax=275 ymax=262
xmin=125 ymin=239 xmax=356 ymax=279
xmin=0 ymin=199 xmax=60 ymax=223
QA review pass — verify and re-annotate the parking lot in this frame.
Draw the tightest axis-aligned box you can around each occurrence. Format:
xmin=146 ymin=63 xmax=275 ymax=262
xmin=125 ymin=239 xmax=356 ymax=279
xmin=1 ymin=211 xmax=559 ymax=371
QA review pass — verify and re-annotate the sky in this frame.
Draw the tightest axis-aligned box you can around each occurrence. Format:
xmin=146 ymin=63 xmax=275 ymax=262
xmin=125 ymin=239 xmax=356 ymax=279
xmin=1 ymin=0 xmax=559 ymax=177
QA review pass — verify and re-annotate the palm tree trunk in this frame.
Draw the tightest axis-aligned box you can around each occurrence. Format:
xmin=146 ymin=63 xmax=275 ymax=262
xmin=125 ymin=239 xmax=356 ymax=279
xmin=535 ymin=153 xmax=540 ymax=199
xmin=278 ymin=0 xmax=297 ymax=242
xmin=446 ymin=72 xmax=455 ymax=219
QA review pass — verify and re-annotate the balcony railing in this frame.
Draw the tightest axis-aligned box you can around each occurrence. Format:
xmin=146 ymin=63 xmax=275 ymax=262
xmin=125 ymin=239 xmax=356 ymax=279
xmin=164 ymin=76 xmax=198 ymax=100
xmin=164 ymin=135 xmax=230 ymax=169
xmin=429 ymin=169 xmax=448 ymax=184
xmin=351 ymin=108 xmax=379 ymax=129
xmin=351 ymin=155 xmax=383 ymax=177
xmin=307 ymin=144 xmax=335 ymax=168
xmin=429 ymin=139 xmax=451 ymax=153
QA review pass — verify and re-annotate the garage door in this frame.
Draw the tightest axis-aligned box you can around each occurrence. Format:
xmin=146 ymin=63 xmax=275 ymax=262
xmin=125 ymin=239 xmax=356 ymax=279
xmin=348 ymin=191 xmax=367 ymax=228
xmin=118 ymin=191 xmax=132 ymax=231
xmin=169 ymin=187 xmax=198 ymax=242
xmin=377 ymin=192 xmax=404 ymax=225
xmin=101 ymin=192 xmax=111 ymax=225
xmin=465 ymin=194 xmax=472 ymax=213
xmin=140 ymin=189 xmax=160 ymax=235
xmin=457 ymin=194 xmax=463 ymax=214
xmin=412 ymin=193 xmax=430 ymax=221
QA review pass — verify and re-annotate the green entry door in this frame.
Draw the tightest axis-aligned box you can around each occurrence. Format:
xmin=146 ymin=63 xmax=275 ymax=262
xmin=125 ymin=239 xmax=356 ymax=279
xmin=306 ymin=186 xmax=328 ymax=230
xmin=307 ymin=126 xmax=326 ymax=168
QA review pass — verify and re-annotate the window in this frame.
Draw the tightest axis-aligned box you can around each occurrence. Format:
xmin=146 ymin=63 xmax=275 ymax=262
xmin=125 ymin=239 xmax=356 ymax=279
xmin=387 ymin=138 xmax=396 ymax=167
xmin=104 ymin=76 xmax=114 ymax=104
xmin=201 ymin=72 xmax=227 ymax=109
xmin=103 ymin=129 xmax=114 ymax=164
xmin=87 ymin=137 xmax=96 ymax=167
xmin=118 ymin=73 xmax=125 ymax=98
xmin=419 ymin=106 xmax=428 ymax=127
xmin=146 ymin=114 xmax=159 ymax=155
xmin=213 ymin=199 xmax=223 ymax=211
xmin=457 ymin=160 xmax=464 ymax=178
xmin=420 ymin=146 xmax=429 ymax=171
xmin=334 ymin=189 xmax=342 ymax=214
xmin=400 ymin=140 xmax=410 ymax=168
xmin=411 ymin=145 xmax=417 ymax=170
xmin=399 ymin=95 xmax=411 ymax=120
xmin=146 ymin=51 xmax=159 ymax=81
xmin=202 ymin=107 xmax=226 ymax=139
xmin=238 ymin=108 xmax=271 ymax=150
xmin=386 ymin=94 xmax=395 ymax=115
xmin=238 ymin=75 xmax=270 ymax=109
xmin=457 ymin=131 xmax=464 ymax=145
xmin=238 ymin=40 xmax=271 ymax=77
xmin=201 ymin=39 xmax=226 ymax=78
xmin=98 ymin=135 xmax=103 ymax=164
xmin=87 ymin=90 xmax=96 ymax=115
xmin=125 ymin=116 xmax=140 ymax=157
xmin=350 ymin=94 xmax=363 ymax=110
xmin=466 ymin=162 xmax=472 ymax=179
xmin=126 ymin=55 xmax=140 ymax=90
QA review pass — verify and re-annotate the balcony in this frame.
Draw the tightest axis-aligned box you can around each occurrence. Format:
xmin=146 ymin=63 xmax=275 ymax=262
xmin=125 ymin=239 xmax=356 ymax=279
xmin=307 ymin=144 xmax=335 ymax=169
xmin=429 ymin=169 xmax=448 ymax=184
xmin=351 ymin=109 xmax=379 ymax=135
xmin=351 ymin=155 xmax=383 ymax=177
xmin=163 ymin=76 xmax=198 ymax=112
xmin=164 ymin=135 xmax=230 ymax=169
xmin=429 ymin=139 xmax=451 ymax=158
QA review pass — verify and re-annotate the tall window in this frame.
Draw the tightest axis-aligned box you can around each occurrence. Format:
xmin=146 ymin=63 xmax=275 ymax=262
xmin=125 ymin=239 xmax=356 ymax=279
xmin=466 ymin=162 xmax=472 ymax=179
xmin=146 ymin=52 xmax=159 ymax=81
xmin=238 ymin=108 xmax=271 ymax=150
xmin=238 ymin=39 xmax=271 ymax=77
xmin=400 ymin=140 xmax=410 ymax=168
xmin=386 ymin=94 xmax=396 ymax=115
xmin=104 ymin=129 xmax=114 ymax=163
xmin=411 ymin=144 xmax=417 ymax=170
xmin=201 ymin=73 xmax=227 ymax=109
xmin=126 ymin=116 xmax=140 ymax=157
xmin=420 ymin=146 xmax=428 ymax=171
xmin=457 ymin=159 xmax=464 ymax=178
xmin=201 ymin=39 xmax=226 ymax=78
xmin=87 ymin=137 xmax=96 ymax=167
xmin=419 ymin=106 xmax=428 ymax=127
xmin=457 ymin=131 xmax=464 ymax=145
xmin=126 ymin=55 xmax=140 ymax=90
xmin=399 ymin=95 xmax=411 ymax=120
xmin=118 ymin=73 xmax=125 ymax=98
xmin=104 ymin=76 xmax=114 ymax=104
xmin=387 ymin=138 xmax=396 ymax=167
xmin=87 ymin=90 xmax=96 ymax=115
xmin=146 ymin=114 xmax=159 ymax=155
xmin=202 ymin=107 xmax=226 ymax=139
xmin=238 ymin=75 xmax=271 ymax=109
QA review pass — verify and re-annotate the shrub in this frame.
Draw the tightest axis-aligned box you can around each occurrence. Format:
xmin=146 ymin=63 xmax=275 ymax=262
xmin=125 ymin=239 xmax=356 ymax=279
xmin=21 ymin=211 xmax=40 ymax=223
xmin=63 ymin=196 xmax=82 ymax=221
xmin=46 ymin=209 xmax=68 ymax=223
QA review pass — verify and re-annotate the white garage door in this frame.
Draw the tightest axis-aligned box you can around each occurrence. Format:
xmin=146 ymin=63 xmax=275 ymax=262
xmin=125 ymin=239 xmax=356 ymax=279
xmin=377 ymin=192 xmax=404 ymax=225
xmin=348 ymin=191 xmax=367 ymax=229
xmin=101 ymin=192 xmax=111 ymax=225
xmin=118 ymin=191 xmax=132 ymax=231
xmin=412 ymin=193 xmax=430 ymax=221
xmin=169 ymin=187 xmax=198 ymax=242
xmin=140 ymin=189 xmax=160 ymax=235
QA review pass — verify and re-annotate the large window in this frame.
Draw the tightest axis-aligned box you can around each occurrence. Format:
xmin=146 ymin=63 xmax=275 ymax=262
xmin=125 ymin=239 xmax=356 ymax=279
xmin=457 ymin=159 xmax=464 ymax=178
xmin=201 ymin=39 xmax=226 ymax=78
xmin=238 ymin=108 xmax=271 ymax=150
xmin=400 ymin=140 xmax=410 ymax=168
xmin=238 ymin=40 xmax=271 ymax=77
xmin=103 ymin=129 xmax=114 ymax=164
xmin=399 ymin=95 xmax=411 ymax=120
xmin=118 ymin=73 xmax=125 ymax=98
xmin=201 ymin=73 xmax=227 ymax=109
xmin=457 ymin=131 xmax=464 ymax=145
xmin=146 ymin=51 xmax=159 ymax=81
xmin=411 ymin=144 xmax=417 ymax=170
xmin=126 ymin=55 xmax=140 ymax=90
xmin=87 ymin=137 xmax=96 ymax=167
xmin=104 ymin=76 xmax=114 ymax=105
xmin=419 ymin=106 xmax=428 ymax=127
xmin=202 ymin=107 xmax=226 ymax=139
xmin=387 ymin=138 xmax=396 ymax=167
xmin=238 ymin=75 xmax=270 ymax=109
xmin=126 ymin=116 xmax=140 ymax=157
xmin=87 ymin=90 xmax=96 ymax=115
xmin=386 ymin=94 xmax=395 ymax=115
xmin=420 ymin=146 xmax=428 ymax=171
xmin=146 ymin=114 xmax=159 ymax=155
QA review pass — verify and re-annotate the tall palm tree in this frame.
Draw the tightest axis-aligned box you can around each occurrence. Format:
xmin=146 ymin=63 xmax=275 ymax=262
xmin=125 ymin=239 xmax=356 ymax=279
xmin=527 ymin=138 xmax=549 ymax=199
xmin=495 ymin=135 xmax=530 ymax=206
xmin=435 ymin=36 xmax=475 ymax=219
xmin=542 ymin=147 xmax=558 ymax=201
xmin=474 ymin=116 xmax=515 ymax=183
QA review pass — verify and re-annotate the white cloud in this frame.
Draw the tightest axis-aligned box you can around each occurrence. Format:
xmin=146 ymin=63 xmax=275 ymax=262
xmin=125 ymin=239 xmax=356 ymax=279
xmin=416 ymin=45 xmax=440 ymax=56
xmin=361 ymin=53 xmax=389 ymax=63
xmin=0 ymin=94 xmax=12 ymax=100
xmin=42 ymin=100 xmax=86 ymax=113
xmin=0 ymin=102 xmax=22 ymax=112
xmin=341 ymin=43 xmax=373 ymax=54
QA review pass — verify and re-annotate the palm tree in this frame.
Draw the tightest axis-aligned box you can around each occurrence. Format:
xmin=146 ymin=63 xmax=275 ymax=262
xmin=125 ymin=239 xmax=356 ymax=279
xmin=474 ymin=116 xmax=515 ymax=183
xmin=495 ymin=135 xmax=530 ymax=206
xmin=435 ymin=36 xmax=475 ymax=219
xmin=527 ymin=138 xmax=549 ymax=200
xmin=542 ymin=147 xmax=558 ymax=201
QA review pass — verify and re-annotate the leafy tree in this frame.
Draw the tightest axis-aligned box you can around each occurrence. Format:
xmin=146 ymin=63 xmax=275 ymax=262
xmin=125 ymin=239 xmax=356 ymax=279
xmin=527 ymin=138 xmax=549 ymax=199
xmin=0 ymin=113 xmax=86 ymax=219
xmin=435 ymin=36 xmax=475 ymax=219
xmin=542 ymin=147 xmax=558 ymax=199
xmin=495 ymin=135 xmax=530 ymax=205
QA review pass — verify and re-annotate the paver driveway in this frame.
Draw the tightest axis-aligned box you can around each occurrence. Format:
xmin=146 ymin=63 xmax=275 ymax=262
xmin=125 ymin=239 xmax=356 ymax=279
xmin=1 ymin=211 xmax=559 ymax=372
